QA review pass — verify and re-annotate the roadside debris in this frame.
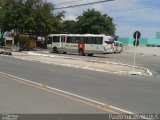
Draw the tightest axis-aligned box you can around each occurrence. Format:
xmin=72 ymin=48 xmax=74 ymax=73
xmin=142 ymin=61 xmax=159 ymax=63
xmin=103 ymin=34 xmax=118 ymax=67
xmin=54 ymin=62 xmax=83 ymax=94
xmin=0 ymin=50 xmax=12 ymax=55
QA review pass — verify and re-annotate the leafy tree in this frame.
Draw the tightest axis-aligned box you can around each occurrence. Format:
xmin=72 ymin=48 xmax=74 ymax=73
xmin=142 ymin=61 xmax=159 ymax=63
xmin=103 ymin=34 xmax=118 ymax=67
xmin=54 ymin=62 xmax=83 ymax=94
xmin=75 ymin=9 xmax=116 ymax=36
xmin=52 ymin=11 xmax=65 ymax=33
xmin=0 ymin=0 xmax=14 ymax=41
xmin=25 ymin=0 xmax=54 ymax=36
xmin=0 ymin=0 xmax=66 ymax=49
xmin=62 ymin=20 xmax=76 ymax=33
xmin=0 ymin=0 xmax=56 ymax=43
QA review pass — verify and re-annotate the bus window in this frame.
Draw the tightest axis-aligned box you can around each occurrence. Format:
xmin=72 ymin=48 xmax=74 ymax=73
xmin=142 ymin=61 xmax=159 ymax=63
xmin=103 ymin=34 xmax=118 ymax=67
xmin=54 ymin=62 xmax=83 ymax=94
xmin=67 ymin=37 xmax=71 ymax=43
xmin=85 ymin=37 xmax=94 ymax=44
xmin=53 ymin=36 xmax=60 ymax=42
xmin=53 ymin=36 xmax=56 ymax=42
xmin=48 ymin=37 xmax=52 ymax=44
xmin=79 ymin=37 xmax=85 ymax=43
xmin=71 ymin=37 xmax=78 ymax=43
xmin=94 ymin=37 xmax=103 ymax=44
xmin=105 ymin=38 xmax=114 ymax=44
xmin=105 ymin=41 xmax=112 ymax=44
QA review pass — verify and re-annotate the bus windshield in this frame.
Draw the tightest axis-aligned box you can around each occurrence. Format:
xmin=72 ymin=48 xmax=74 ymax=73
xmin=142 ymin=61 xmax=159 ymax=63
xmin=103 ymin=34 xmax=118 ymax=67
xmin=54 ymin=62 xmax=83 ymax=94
xmin=104 ymin=37 xmax=114 ymax=44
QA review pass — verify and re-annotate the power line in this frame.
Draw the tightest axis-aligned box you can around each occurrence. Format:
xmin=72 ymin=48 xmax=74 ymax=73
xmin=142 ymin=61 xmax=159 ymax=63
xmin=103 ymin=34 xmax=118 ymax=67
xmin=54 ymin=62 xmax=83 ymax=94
xmin=107 ymin=6 xmax=153 ymax=13
xmin=54 ymin=0 xmax=114 ymax=10
xmin=53 ymin=0 xmax=153 ymax=13
xmin=54 ymin=0 xmax=84 ymax=5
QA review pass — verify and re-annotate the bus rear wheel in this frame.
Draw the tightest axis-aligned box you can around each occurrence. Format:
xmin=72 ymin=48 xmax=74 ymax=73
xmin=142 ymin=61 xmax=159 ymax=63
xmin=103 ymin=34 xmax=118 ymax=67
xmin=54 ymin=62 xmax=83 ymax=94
xmin=79 ymin=49 xmax=84 ymax=56
xmin=62 ymin=52 xmax=67 ymax=54
xmin=87 ymin=54 xmax=93 ymax=56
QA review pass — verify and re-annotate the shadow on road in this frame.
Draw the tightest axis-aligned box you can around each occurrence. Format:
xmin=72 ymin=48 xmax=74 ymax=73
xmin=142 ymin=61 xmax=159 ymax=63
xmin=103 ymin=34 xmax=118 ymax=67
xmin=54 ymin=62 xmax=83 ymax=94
xmin=64 ymin=53 xmax=110 ymax=59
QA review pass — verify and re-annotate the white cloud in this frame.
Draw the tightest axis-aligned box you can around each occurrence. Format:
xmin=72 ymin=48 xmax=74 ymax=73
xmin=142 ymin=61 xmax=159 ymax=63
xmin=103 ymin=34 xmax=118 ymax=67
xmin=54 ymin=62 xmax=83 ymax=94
xmin=48 ymin=0 xmax=160 ymax=38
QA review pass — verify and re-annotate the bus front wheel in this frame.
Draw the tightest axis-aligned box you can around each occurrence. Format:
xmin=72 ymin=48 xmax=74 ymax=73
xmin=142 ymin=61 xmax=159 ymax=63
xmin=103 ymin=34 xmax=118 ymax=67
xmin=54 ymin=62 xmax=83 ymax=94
xmin=53 ymin=47 xmax=58 ymax=53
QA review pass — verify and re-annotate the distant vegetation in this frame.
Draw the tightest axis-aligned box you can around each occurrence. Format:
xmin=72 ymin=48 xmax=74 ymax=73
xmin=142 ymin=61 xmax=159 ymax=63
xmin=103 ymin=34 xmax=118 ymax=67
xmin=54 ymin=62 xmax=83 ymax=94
xmin=61 ymin=9 xmax=116 ymax=36
xmin=0 ymin=0 xmax=116 ymax=42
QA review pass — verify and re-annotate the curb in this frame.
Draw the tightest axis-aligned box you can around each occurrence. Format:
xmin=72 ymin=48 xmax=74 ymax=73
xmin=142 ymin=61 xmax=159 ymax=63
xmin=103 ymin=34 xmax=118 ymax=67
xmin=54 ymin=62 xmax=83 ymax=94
xmin=27 ymin=52 xmax=152 ymax=76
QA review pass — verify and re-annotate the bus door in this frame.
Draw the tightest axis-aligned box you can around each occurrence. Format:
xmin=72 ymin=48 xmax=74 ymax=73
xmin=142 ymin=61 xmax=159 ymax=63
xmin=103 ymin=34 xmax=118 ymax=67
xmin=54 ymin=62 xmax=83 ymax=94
xmin=60 ymin=36 xmax=66 ymax=52
xmin=47 ymin=36 xmax=53 ymax=51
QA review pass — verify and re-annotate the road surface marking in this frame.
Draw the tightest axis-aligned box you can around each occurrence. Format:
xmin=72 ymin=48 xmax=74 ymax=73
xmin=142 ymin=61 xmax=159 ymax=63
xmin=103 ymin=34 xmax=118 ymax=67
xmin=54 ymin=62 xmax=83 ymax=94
xmin=0 ymin=71 xmax=134 ymax=114
xmin=0 ymin=72 xmax=116 ymax=113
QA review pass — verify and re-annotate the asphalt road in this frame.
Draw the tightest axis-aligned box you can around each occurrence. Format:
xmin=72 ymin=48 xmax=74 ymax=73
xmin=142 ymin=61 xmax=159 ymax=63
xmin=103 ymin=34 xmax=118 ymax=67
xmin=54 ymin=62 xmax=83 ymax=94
xmin=0 ymin=54 xmax=160 ymax=113
xmin=0 ymin=73 xmax=106 ymax=114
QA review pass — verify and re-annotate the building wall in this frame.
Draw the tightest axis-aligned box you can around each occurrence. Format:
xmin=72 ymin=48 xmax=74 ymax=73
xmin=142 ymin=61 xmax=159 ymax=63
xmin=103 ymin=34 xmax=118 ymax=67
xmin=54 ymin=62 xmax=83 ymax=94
xmin=139 ymin=38 xmax=148 ymax=45
xmin=118 ymin=32 xmax=160 ymax=46
xmin=5 ymin=37 xmax=14 ymax=46
xmin=118 ymin=38 xmax=148 ymax=46
xmin=156 ymin=32 xmax=160 ymax=39
xmin=147 ymin=38 xmax=160 ymax=46
xmin=118 ymin=38 xmax=129 ymax=44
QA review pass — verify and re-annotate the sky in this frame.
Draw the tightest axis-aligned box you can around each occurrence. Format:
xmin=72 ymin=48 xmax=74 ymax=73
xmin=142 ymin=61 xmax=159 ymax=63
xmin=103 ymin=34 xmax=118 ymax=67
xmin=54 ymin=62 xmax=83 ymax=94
xmin=47 ymin=0 xmax=160 ymax=38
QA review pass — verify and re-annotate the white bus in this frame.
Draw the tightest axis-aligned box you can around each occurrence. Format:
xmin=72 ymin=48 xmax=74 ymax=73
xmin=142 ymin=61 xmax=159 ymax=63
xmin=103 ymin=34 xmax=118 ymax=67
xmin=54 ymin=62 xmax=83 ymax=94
xmin=47 ymin=34 xmax=115 ymax=56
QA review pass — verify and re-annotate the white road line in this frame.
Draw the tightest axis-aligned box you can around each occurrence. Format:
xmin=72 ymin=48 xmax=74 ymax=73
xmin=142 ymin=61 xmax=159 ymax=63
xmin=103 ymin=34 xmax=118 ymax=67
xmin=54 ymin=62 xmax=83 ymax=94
xmin=0 ymin=71 xmax=135 ymax=114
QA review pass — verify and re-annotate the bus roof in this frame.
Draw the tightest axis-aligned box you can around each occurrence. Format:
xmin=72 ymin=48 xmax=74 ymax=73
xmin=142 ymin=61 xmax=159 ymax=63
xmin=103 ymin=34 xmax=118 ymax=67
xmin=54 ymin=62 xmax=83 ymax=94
xmin=48 ymin=34 xmax=112 ymax=37
xmin=48 ymin=34 xmax=67 ymax=36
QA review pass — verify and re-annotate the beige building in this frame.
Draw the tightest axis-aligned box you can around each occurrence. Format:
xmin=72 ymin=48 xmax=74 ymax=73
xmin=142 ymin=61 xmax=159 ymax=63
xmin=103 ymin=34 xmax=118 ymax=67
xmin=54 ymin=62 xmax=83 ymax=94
xmin=5 ymin=37 xmax=14 ymax=46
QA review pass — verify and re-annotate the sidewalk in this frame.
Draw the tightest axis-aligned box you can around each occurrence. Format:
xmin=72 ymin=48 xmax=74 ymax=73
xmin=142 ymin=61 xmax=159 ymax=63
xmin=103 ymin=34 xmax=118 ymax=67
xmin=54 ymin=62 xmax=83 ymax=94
xmin=10 ymin=51 xmax=152 ymax=76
